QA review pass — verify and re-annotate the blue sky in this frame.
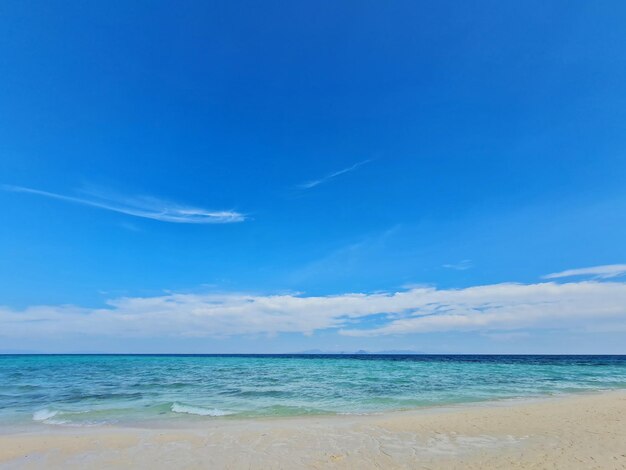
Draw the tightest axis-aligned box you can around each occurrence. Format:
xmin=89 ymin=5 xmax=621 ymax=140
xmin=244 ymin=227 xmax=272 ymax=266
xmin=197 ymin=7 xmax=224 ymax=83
xmin=1 ymin=0 xmax=626 ymax=353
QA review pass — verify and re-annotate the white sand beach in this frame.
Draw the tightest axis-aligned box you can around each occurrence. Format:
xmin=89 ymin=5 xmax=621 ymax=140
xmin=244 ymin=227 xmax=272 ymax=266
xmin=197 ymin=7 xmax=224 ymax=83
xmin=1 ymin=390 xmax=625 ymax=469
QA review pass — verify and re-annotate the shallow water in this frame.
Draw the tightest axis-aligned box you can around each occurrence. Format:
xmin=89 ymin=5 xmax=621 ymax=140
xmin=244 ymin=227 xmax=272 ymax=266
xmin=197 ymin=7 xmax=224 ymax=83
xmin=0 ymin=354 xmax=624 ymax=426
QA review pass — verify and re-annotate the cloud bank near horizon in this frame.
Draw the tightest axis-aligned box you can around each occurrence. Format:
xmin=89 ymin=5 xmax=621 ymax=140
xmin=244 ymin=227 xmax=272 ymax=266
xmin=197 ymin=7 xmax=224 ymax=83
xmin=2 ymin=276 xmax=626 ymax=343
xmin=2 ymin=185 xmax=245 ymax=224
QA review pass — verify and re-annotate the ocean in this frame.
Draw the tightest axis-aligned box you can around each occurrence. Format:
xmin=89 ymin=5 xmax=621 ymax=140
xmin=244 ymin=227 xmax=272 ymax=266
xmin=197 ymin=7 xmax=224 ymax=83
xmin=1 ymin=354 xmax=625 ymax=426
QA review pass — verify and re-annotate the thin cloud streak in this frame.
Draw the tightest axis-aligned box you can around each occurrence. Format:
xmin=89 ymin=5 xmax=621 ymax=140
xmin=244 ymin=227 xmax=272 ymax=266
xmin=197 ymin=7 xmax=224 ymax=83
xmin=443 ymin=260 xmax=473 ymax=270
xmin=2 ymin=185 xmax=246 ymax=224
xmin=542 ymin=264 xmax=626 ymax=280
xmin=298 ymin=159 xmax=371 ymax=189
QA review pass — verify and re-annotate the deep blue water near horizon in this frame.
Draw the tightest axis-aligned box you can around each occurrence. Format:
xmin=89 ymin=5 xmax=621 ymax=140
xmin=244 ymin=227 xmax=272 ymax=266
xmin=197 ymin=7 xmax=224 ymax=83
xmin=1 ymin=354 xmax=625 ymax=427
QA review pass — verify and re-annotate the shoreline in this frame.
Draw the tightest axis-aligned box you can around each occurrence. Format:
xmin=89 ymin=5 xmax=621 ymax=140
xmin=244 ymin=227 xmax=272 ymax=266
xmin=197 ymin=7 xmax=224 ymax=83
xmin=1 ymin=390 xmax=625 ymax=468
xmin=5 ymin=386 xmax=623 ymax=430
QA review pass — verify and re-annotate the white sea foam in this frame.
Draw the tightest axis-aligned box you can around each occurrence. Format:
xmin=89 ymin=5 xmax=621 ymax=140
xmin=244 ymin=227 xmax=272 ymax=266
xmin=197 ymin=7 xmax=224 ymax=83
xmin=171 ymin=403 xmax=232 ymax=416
xmin=33 ymin=409 xmax=59 ymax=421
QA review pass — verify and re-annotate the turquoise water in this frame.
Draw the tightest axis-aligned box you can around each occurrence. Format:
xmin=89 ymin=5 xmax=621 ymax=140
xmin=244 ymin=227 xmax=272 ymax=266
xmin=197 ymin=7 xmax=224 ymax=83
xmin=1 ymin=355 xmax=625 ymax=426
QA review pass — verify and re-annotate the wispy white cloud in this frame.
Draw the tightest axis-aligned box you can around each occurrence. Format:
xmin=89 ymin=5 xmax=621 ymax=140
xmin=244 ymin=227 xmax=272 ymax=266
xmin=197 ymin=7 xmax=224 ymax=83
xmin=298 ymin=159 xmax=371 ymax=189
xmin=2 ymin=185 xmax=245 ymax=224
xmin=443 ymin=259 xmax=473 ymax=270
xmin=1 ymin=280 xmax=625 ymax=341
xmin=542 ymin=264 xmax=626 ymax=280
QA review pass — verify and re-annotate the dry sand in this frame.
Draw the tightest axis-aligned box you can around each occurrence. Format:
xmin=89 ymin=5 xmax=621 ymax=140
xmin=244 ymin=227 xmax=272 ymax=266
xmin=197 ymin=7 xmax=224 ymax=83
xmin=1 ymin=391 xmax=625 ymax=469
